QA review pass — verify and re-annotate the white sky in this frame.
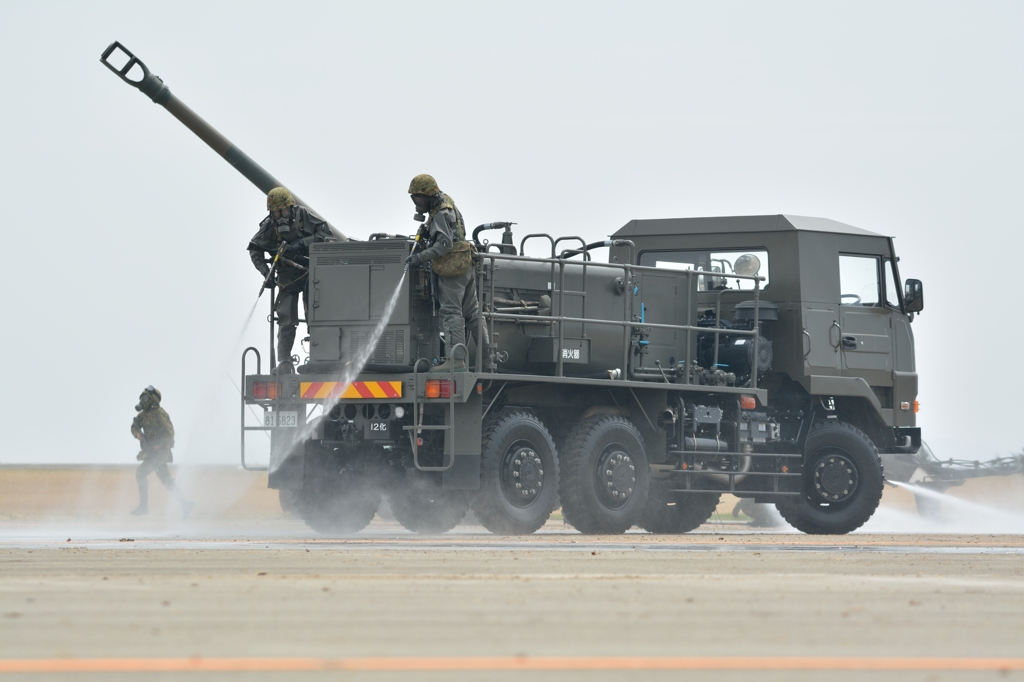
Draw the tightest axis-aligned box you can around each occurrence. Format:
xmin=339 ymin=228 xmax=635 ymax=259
xmin=1 ymin=1 xmax=1021 ymax=465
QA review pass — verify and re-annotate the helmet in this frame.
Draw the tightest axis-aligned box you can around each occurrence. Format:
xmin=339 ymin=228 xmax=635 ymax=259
xmin=136 ymin=385 xmax=161 ymax=411
xmin=408 ymin=174 xmax=440 ymax=196
xmin=267 ymin=187 xmax=296 ymax=211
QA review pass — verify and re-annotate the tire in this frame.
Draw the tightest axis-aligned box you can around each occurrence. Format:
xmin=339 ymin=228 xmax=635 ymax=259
xmin=640 ymin=482 xmax=720 ymax=534
xmin=294 ymin=443 xmax=381 ymax=535
xmin=472 ymin=410 xmax=560 ymax=535
xmin=559 ymin=415 xmax=651 ymax=535
xmin=388 ymin=478 xmax=472 ymax=535
xmin=278 ymin=489 xmax=298 ymax=515
xmin=775 ymin=420 xmax=884 ymax=534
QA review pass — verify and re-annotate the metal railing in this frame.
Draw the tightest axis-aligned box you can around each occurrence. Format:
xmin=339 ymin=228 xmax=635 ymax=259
xmin=474 ymin=242 xmax=766 ymax=389
xmin=240 ymin=347 xmax=269 ymax=471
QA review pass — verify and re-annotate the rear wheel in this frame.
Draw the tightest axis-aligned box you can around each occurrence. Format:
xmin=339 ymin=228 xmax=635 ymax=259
xmin=389 ymin=477 xmax=472 ymax=535
xmin=640 ymin=483 xmax=720 ymax=534
xmin=473 ymin=410 xmax=560 ymax=535
xmin=295 ymin=445 xmax=381 ymax=535
xmin=559 ymin=415 xmax=650 ymax=535
xmin=278 ymin=489 xmax=298 ymax=515
xmin=776 ymin=421 xmax=884 ymax=534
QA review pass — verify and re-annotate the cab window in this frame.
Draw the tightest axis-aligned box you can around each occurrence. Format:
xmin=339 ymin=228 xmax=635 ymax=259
xmin=839 ymin=255 xmax=880 ymax=306
xmin=639 ymin=249 xmax=769 ymax=291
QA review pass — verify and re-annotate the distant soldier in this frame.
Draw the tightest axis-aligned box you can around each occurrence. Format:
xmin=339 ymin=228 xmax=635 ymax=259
xmin=130 ymin=386 xmax=193 ymax=519
xmin=248 ymin=187 xmax=334 ymax=374
xmin=404 ymin=174 xmax=480 ymax=372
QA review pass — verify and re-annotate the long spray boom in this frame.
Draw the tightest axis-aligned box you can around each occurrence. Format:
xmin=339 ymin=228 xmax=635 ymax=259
xmin=99 ymin=41 xmax=348 ymax=242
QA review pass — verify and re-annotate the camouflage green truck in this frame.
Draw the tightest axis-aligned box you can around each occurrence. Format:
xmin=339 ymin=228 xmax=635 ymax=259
xmin=239 ymin=216 xmax=923 ymax=536
xmin=105 ymin=42 xmax=1021 ymax=535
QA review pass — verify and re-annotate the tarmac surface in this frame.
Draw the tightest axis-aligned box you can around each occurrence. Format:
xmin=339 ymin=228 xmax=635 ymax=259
xmin=3 ymin=521 xmax=1024 ymax=681
xmin=4 ymin=467 xmax=1024 ymax=680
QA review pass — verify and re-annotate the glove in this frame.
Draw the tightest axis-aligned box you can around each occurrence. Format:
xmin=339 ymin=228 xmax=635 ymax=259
xmin=136 ymin=452 xmax=145 ymax=462
xmin=405 ymin=253 xmax=420 ymax=267
xmin=264 ymin=278 xmax=276 ymax=290
xmin=284 ymin=241 xmax=306 ymax=257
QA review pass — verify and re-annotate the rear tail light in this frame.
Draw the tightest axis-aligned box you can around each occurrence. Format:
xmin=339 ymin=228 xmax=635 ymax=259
xmin=253 ymin=381 xmax=281 ymax=399
xmin=425 ymin=379 xmax=456 ymax=399
xmin=740 ymin=395 xmax=757 ymax=410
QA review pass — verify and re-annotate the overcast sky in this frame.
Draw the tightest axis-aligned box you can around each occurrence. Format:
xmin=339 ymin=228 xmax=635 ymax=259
xmin=1 ymin=1 xmax=1021 ymax=465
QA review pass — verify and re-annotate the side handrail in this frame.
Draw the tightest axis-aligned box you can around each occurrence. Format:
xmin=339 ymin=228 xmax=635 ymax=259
xmin=519 ymin=234 xmax=556 ymax=258
xmin=404 ymin=357 xmax=457 ymax=472
xmin=240 ymin=347 xmax=268 ymax=471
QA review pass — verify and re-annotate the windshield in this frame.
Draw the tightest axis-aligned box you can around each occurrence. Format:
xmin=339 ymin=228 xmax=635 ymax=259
xmin=639 ymin=249 xmax=769 ymax=291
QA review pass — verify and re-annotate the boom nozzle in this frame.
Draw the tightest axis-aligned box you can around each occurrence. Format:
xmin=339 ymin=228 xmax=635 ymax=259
xmin=99 ymin=41 xmax=348 ymax=242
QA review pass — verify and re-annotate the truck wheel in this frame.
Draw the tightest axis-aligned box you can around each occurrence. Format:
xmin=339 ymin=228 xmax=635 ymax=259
xmin=559 ymin=415 xmax=651 ymax=534
xmin=776 ymin=421 xmax=884 ymax=534
xmin=472 ymin=410 xmax=560 ymax=535
xmin=295 ymin=475 xmax=380 ymax=535
xmin=278 ymin=489 xmax=298 ymax=515
xmin=388 ymin=479 xmax=472 ymax=534
xmin=639 ymin=483 xmax=720 ymax=534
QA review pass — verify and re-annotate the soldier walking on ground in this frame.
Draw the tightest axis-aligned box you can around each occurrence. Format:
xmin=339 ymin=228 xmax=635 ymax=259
xmin=248 ymin=187 xmax=334 ymax=374
xmin=404 ymin=174 xmax=481 ymax=372
xmin=130 ymin=386 xmax=193 ymax=519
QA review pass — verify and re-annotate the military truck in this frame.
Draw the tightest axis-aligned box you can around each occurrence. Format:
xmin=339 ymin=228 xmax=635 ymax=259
xmin=235 ymin=215 xmax=925 ymax=536
xmin=102 ymin=41 xmax=1020 ymax=535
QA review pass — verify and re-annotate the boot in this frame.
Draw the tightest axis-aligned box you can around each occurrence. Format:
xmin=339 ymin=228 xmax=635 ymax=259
xmin=273 ymin=359 xmax=294 ymax=375
xmin=181 ymin=499 xmax=195 ymax=520
xmin=430 ymin=356 xmax=467 ymax=373
xmin=130 ymin=503 xmax=148 ymax=516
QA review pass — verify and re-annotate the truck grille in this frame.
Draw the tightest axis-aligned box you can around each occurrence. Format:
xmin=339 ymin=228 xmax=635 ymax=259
xmin=349 ymin=329 xmax=406 ymax=364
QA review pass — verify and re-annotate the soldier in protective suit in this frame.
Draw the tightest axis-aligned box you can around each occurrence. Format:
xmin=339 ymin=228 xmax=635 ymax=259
xmin=404 ymin=174 xmax=481 ymax=372
xmin=248 ymin=187 xmax=334 ymax=374
xmin=130 ymin=386 xmax=193 ymax=519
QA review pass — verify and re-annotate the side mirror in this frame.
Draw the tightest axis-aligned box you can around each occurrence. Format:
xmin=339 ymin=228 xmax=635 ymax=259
xmin=904 ymin=279 xmax=924 ymax=313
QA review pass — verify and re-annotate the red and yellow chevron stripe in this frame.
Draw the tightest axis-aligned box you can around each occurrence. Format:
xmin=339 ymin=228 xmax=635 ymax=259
xmin=299 ymin=381 xmax=403 ymax=400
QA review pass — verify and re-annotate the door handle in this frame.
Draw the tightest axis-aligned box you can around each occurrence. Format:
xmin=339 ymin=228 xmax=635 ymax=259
xmin=802 ymin=329 xmax=811 ymax=358
xmin=842 ymin=335 xmax=857 ymax=350
xmin=829 ymin=321 xmax=841 ymax=351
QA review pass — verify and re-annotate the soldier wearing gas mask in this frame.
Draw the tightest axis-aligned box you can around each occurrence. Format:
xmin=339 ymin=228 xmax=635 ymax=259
xmin=130 ymin=386 xmax=193 ymax=519
xmin=404 ymin=174 xmax=481 ymax=372
xmin=248 ymin=187 xmax=333 ymax=374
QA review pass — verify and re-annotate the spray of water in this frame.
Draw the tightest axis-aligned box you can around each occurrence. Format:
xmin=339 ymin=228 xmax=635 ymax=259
xmin=856 ymin=480 xmax=1024 ymax=533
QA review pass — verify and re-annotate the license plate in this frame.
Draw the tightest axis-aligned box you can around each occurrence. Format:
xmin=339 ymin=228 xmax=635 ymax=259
xmin=265 ymin=411 xmax=298 ymax=428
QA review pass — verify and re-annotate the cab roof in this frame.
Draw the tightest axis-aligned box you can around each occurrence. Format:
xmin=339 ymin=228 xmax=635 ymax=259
xmin=612 ymin=214 xmax=885 ymax=239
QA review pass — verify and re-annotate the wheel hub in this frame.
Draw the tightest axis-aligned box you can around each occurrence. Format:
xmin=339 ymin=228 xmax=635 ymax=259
xmin=597 ymin=448 xmax=636 ymax=509
xmin=503 ymin=446 xmax=544 ymax=508
xmin=813 ymin=454 xmax=858 ymax=503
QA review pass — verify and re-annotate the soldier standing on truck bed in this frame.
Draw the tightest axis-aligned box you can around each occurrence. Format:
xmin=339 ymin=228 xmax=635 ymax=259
xmin=404 ymin=174 xmax=480 ymax=372
xmin=130 ymin=386 xmax=193 ymax=519
xmin=248 ymin=187 xmax=334 ymax=375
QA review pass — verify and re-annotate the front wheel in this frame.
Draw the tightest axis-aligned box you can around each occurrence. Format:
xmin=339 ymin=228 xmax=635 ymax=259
xmin=776 ymin=421 xmax=884 ymax=534
xmin=559 ymin=415 xmax=651 ymax=534
xmin=472 ymin=410 xmax=560 ymax=535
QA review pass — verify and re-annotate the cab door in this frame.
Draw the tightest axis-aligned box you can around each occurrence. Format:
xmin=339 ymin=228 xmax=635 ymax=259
xmin=838 ymin=254 xmax=893 ymax=386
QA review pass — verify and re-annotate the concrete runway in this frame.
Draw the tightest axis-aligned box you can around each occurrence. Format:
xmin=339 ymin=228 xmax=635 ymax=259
xmin=3 ymin=521 xmax=1024 ymax=681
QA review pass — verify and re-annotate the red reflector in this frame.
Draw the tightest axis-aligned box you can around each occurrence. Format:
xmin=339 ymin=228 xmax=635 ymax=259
xmin=253 ymin=381 xmax=280 ymax=399
xmin=740 ymin=395 xmax=757 ymax=410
